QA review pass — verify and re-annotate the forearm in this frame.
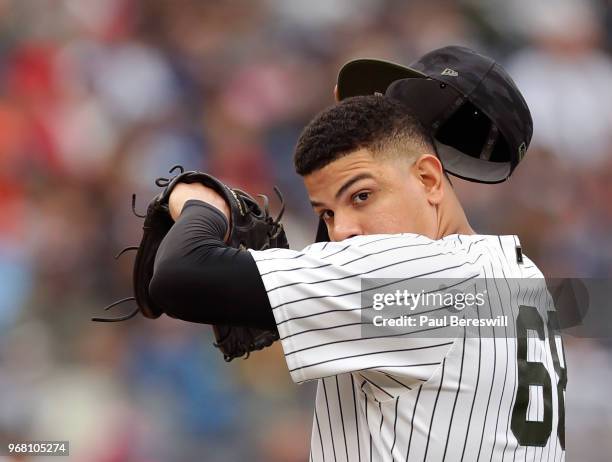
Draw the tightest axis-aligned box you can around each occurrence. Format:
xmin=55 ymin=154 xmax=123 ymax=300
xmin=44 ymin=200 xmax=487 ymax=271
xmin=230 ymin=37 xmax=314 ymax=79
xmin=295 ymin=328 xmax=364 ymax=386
xmin=149 ymin=200 xmax=275 ymax=329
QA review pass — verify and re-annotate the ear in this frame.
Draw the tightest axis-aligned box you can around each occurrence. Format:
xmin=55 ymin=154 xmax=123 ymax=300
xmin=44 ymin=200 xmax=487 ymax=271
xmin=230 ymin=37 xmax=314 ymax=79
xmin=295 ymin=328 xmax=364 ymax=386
xmin=333 ymin=84 xmax=340 ymax=102
xmin=413 ymin=154 xmax=444 ymax=205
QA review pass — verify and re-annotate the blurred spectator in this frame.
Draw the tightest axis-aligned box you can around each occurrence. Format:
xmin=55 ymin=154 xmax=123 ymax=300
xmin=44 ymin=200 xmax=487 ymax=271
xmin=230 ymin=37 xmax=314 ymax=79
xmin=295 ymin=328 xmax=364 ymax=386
xmin=507 ymin=0 xmax=612 ymax=165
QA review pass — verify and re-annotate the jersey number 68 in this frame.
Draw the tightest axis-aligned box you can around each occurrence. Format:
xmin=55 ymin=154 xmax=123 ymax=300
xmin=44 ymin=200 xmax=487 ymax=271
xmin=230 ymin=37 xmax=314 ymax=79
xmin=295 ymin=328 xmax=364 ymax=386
xmin=511 ymin=305 xmax=567 ymax=449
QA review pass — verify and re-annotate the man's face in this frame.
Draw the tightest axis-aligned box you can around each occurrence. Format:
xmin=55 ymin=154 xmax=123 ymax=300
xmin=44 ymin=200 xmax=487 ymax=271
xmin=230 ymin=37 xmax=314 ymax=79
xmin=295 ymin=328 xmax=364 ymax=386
xmin=304 ymin=148 xmax=441 ymax=242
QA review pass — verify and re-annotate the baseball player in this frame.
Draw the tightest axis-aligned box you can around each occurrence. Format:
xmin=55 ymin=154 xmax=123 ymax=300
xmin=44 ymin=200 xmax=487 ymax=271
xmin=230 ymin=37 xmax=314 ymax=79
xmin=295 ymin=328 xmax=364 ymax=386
xmin=99 ymin=47 xmax=566 ymax=461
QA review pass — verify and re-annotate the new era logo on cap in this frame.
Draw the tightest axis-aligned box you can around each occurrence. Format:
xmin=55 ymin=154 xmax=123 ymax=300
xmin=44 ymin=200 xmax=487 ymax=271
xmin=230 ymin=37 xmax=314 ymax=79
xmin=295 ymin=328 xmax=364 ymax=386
xmin=441 ymin=68 xmax=458 ymax=77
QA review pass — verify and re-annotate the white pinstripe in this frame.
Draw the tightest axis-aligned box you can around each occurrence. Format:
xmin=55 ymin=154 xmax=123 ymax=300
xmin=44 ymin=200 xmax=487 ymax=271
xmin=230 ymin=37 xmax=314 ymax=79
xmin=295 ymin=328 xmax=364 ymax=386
xmin=250 ymin=234 xmax=566 ymax=461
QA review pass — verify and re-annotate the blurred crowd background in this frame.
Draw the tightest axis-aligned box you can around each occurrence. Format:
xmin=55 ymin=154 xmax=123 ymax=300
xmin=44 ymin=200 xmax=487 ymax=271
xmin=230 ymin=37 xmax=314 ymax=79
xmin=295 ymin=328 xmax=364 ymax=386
xmin=0 ymin=0 xmax=611 ymax=460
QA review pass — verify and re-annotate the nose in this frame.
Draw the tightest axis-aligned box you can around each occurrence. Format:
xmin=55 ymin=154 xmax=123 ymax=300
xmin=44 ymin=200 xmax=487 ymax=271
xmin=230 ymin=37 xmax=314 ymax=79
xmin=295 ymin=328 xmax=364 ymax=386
xmin=329 ymin=212 xmax=362 ymax=242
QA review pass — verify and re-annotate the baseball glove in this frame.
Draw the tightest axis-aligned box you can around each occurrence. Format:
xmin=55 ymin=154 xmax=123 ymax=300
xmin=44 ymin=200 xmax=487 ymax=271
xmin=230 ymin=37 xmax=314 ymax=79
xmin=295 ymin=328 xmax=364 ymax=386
xmin=94 ymin=165 xmax=288 ymax=361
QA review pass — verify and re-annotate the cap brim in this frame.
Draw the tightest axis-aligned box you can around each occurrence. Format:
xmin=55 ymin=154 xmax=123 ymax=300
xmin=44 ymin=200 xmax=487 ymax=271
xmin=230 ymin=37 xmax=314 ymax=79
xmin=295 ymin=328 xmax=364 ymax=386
xmin=337 ymin=59 xmax=427 ymax=100
xmin=385 ymin=77 xmax=463 ymax=129
xmin=437 ymin=142 xmax=511 ymax=184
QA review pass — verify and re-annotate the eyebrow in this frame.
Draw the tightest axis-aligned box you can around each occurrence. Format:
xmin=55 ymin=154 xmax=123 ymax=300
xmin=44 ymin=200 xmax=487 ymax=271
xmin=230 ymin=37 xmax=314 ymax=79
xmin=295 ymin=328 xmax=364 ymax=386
xmin=310 ymin=172 xmax=376 ymax=207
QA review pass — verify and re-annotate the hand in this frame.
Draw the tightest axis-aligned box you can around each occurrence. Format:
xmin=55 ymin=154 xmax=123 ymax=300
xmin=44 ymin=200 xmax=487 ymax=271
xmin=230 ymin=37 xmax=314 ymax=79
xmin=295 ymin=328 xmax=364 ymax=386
xmin=168 ymin=182 xmax=231 ymax=235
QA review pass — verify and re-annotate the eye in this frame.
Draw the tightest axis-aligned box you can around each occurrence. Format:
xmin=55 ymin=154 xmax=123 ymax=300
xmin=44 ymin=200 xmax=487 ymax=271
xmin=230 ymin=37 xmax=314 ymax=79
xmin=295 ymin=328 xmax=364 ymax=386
xmin=352 ymin=191 xmax=371 ymax=204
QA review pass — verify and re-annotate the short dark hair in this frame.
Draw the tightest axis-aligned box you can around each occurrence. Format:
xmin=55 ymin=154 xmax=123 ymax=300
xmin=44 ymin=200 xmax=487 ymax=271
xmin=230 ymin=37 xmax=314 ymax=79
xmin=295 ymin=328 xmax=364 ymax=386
xmin=294 ymin=95 xmax=437 ymax=176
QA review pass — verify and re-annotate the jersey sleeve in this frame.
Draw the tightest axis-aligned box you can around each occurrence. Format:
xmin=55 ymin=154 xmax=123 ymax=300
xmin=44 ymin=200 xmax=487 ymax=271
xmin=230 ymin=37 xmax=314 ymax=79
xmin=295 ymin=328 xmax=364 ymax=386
xmin=249 ymin=234 xmax=483 ymax=384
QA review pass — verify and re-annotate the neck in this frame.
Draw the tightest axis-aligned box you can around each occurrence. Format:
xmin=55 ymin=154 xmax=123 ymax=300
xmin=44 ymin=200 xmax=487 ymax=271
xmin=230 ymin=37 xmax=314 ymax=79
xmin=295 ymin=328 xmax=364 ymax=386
xmin=437 ymin=214 xmax=475 ymax=238
xmin=436 ymin=191 xmax=476 ymax=238
xmin=451 ymin=219 xmax=476 ymax=235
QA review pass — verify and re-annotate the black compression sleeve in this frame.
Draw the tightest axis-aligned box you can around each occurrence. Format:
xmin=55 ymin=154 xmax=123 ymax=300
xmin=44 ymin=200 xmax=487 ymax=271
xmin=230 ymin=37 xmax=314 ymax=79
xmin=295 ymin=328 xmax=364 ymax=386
xmin=148 ymin=200 xmax=276 ymax=330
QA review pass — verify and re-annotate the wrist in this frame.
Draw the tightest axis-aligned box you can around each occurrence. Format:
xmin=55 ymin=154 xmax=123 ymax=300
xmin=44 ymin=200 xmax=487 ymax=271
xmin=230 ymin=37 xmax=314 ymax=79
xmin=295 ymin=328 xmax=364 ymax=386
xmin=169 ymin=183 xmax=231 ymax=227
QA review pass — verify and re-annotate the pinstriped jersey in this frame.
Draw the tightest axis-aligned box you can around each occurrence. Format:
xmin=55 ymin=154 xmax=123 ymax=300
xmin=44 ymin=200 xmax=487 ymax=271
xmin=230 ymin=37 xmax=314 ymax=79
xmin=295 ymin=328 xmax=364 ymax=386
xmin=249 ymin=234 xmax=567 ymax=462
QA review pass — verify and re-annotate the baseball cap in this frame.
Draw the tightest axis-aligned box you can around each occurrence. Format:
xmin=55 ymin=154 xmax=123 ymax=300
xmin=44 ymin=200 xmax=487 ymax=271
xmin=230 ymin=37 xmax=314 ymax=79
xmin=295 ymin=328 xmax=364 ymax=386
xmin=336 ymin=46 xmax=533 ymax=183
